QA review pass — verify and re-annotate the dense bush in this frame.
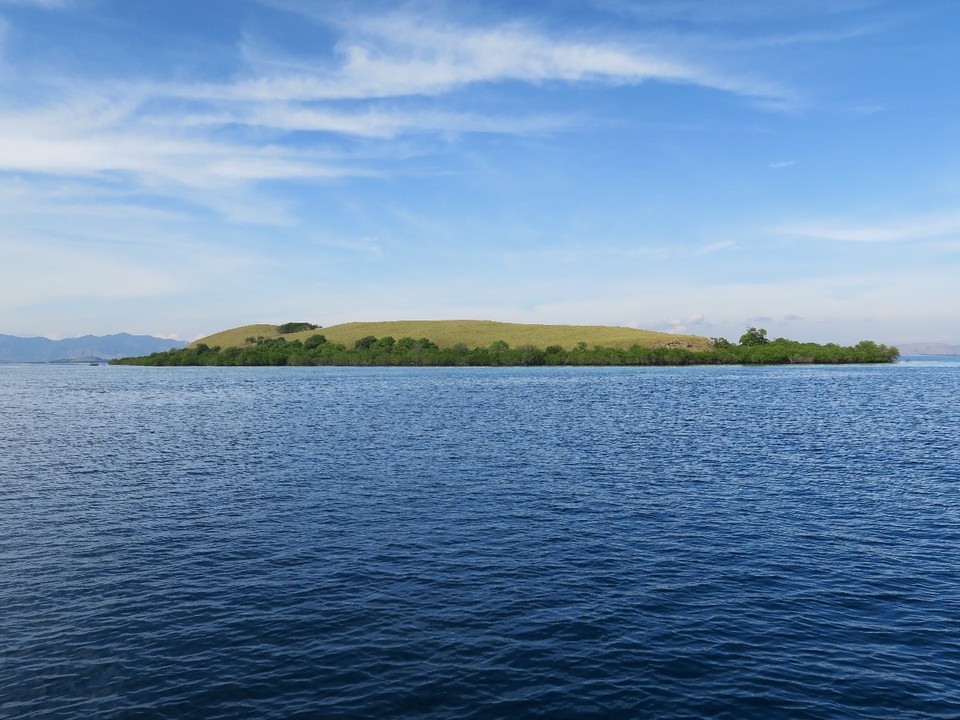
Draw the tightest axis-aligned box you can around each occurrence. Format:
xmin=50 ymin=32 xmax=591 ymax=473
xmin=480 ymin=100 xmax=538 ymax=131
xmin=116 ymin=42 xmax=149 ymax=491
xmin=277 ymin=322 xmax=319 ymax=334
xmin=112 ymin=331 xmax=899 ymax=367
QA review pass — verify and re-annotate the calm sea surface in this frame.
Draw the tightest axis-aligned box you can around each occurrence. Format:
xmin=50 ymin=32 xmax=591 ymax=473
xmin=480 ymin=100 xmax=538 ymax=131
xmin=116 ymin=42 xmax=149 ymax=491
xmin=2 ymin=361 xmax=959 ymax=719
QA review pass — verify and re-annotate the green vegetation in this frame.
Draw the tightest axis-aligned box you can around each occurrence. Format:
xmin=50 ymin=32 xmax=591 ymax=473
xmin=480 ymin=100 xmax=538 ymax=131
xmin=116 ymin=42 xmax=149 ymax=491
xmin=114 ymin=328 xmax=899 ymax=367
xmin=738 ymin=326 xmax=770 ymax=346
xmin=277 ymin=322 xmax=319 ymax=334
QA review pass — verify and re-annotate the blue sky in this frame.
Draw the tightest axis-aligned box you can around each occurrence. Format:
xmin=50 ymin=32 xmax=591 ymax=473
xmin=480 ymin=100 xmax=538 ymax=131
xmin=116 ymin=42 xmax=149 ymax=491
xmin=1 ymin=0 xmax=958 ymax=344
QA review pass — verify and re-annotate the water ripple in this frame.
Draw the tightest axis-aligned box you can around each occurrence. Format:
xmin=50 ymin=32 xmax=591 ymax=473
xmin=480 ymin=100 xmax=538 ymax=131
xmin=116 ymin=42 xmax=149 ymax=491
xmin=2 ymin=364 xmax=959 ymax=718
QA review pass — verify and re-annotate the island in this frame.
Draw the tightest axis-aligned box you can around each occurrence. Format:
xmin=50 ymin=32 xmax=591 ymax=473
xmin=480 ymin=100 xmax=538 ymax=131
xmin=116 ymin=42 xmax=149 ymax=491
xmin=111 ymin=321 xmax=899 ymax=367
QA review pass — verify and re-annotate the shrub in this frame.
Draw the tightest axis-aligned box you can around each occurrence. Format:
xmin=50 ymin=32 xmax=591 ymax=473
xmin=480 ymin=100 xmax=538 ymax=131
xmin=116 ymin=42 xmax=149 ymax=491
xmin=739 ymin=327 xmax=770 ymax=346
xmin=278 ymin=322 xmax=319 ymax=334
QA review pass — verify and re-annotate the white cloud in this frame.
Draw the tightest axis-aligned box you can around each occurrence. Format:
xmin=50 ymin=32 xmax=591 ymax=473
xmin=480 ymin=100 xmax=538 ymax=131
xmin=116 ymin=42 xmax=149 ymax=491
xmin=0 ymin=8 xmax=795 ymax=227
xmin=0 ymin=239 xmax=179 ymax=307
xmin=657 ymin=312 xmax=708 ymax=334
xmin=312 ymin=235 xmax=383 ymax=257
xmin=0 ymin=0 xmax=73 ymax=7
xmin=774 ymin=212 xmax=960 ymax=243
xmin=179 ymin=105 xmax=574 ymax=138
xmin=689 ymin=240 xmax=736 ymax=256
xmin=501 ymin=239 xmax=736 ymax=267
xmin=210 ymin=12 xmax=789 ymax=104
xmin=524 ymin=267 xmax=959 ymax=344
xmin=597 ymin=0 xmax=881 ymax=25
xmin=0 ymin=99 xmax=385 ymax=228
xmin=0 ymin=177 xmax=271 ymax=293
xmin=0 ymin=104 xmax=368 ymax=186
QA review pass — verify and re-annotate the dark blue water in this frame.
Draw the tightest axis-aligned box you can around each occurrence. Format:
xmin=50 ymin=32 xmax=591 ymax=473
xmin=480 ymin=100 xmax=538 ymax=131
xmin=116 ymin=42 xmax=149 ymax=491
xmin=2 ymin=362 xmax=959 ymax=719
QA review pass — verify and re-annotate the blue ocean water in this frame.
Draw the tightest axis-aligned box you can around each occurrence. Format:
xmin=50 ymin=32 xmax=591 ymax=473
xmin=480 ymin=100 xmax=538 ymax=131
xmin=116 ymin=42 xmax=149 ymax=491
xmin=2 ymin=362 xmax=959 ymax=719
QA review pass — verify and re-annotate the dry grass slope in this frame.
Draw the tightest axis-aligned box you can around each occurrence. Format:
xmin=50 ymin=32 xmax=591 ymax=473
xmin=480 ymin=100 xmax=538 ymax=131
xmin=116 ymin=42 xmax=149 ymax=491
xmin=191 ymin=324 xmax=281 ymax=349
xmin=193 ymin=320 xmax=712 ymax=352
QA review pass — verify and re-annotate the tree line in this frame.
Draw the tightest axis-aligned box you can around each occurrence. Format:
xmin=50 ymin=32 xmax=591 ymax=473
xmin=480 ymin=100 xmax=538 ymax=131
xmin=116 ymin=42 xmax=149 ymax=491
xmin=111 ymin=328 xmax=899 ymax=367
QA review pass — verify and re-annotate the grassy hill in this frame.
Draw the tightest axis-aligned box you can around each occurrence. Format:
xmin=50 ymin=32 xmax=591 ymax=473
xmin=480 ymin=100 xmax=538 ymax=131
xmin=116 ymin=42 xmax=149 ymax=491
xmin=193 ymin=320 xmax=713 ymax=352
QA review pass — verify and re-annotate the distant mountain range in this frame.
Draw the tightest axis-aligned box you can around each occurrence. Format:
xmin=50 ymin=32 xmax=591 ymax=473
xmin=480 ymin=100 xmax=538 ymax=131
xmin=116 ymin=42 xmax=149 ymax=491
xmin=896 ymin=342 xmax=960 ymax=356
xmin=0 ymin=333 xmax=187 ymax=363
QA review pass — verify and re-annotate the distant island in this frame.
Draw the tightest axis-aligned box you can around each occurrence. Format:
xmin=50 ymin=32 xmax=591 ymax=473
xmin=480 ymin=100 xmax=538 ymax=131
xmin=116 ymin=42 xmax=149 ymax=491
xmin=112 ymin=321 xmax=899 ymax=366
xmin=0 ymin=333 xmax=187 ymax=363
xmin=896 ymin=342 xmax=960 ymax=356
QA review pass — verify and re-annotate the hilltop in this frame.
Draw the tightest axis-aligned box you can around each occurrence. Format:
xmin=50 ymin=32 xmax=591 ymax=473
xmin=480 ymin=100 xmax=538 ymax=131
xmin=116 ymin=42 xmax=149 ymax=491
xmin=192 ymin=320 xmax=714 ymax=352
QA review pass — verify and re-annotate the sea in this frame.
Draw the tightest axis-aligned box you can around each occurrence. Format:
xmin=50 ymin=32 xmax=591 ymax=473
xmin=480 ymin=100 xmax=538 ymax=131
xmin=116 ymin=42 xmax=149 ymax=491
xmin=2 ymin=358 xmax=959 ymax=719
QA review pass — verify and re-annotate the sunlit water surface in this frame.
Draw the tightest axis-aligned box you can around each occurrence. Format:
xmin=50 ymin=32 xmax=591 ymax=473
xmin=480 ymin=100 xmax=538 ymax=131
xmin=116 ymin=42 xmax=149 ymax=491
xmin=2 ymin=362 xmax=959 ymax=719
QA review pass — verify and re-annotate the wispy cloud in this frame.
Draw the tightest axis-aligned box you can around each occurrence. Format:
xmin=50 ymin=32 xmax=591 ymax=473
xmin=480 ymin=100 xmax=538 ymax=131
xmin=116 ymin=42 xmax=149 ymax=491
xmin=218 ymin=13 xmax=789 ymax=104
xmin=596 ymin=0 xmax=882 ymax=25
xmin=655 ymin=313 xmax=708 ymax=334
xmin=0 ymin=102 xmax=370 ymax=183
xmin=768 ymin=160 xmax=795 ymax=168
xmin=0 ymin=96 xmax=385 ymax=228
xmin=178 ymin=105 xmax=574 ymax=139
xmin=689 ymin=240 xmax=736 ymax=256
xmin=0 ymin=6 xmax=796 ymax=226
xmin=0 ymin=0 xmax=74 ymax=8
xmin=503 ymin=239 xmax=736 ymax=266
xmin=774 ymin=212 xmax=960 ymax=243
xmin=312 ymin=235 xmax=383 ymax=257
xmin=0 ymin=238 xmax=180 ymax=308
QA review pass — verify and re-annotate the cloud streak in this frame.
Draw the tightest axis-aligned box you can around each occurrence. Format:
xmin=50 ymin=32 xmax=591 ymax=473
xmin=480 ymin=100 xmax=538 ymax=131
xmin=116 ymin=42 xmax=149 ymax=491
xmin=218 ymin=13 xmax=789 ymax=104
xmin=0 ymin=8 xmax=794 ymax=223
xmin=775 ymin=213 xmax=960 ymax=243
xmin=0 ymin=102 xmax=369 ymax=184
xmin=178 ymin=105 xmax=574 ymax=139
xmin=0 ymin=0 xmax=73 ymax=7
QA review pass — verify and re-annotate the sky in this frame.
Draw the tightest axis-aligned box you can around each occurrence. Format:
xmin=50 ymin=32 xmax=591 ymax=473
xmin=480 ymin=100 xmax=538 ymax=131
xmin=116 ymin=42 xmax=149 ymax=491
xmin=1 ymin=0 xmax=958 ymax=344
